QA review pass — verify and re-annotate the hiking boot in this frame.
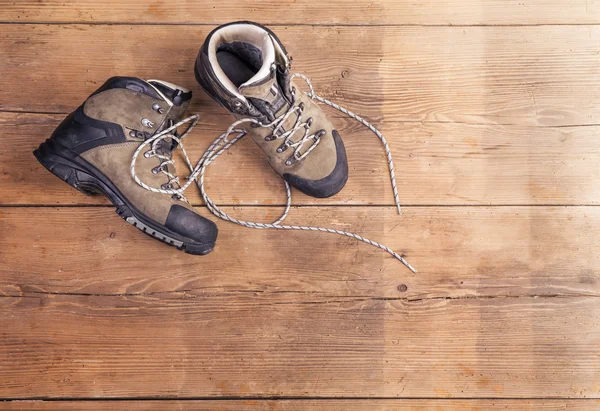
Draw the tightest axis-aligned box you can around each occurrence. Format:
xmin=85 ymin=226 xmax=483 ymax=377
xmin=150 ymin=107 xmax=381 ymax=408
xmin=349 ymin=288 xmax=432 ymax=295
xmin=33 ymin=76 xmax=218 ymax=255
xmin=194 ymin=21 xmax=348 ymax=198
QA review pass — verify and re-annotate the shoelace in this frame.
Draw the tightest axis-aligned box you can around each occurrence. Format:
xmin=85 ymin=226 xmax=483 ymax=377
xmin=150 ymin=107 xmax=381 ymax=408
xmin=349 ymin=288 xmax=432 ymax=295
xmin=137 ymin=121 xmax=183 ymax=198
xmin=131 ymin=115 xmax=201 ymax=202
xmin=131 ymin=74 xmax=416 ymax=273
xmin=260 ymin=76 xmax=324 ymax=165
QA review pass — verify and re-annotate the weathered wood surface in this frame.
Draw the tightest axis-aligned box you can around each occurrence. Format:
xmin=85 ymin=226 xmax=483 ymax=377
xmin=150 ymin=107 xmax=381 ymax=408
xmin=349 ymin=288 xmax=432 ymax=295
xmin=2 ymin=0 xmax=600 ymax=407
xmin=2 ymin=25 xmax=600 ymax=127
xmin=1 ymin=207 xmax=598 ymax=299
xmin=1 ymin=399 xmax=598 ymax=410
xmin=1 ymin=292 xmax=599 ymax=398
xmin=1 ymin=0 xmax=599 ymax=25
xmin=2 ymin=112 xmax=599 ymax=206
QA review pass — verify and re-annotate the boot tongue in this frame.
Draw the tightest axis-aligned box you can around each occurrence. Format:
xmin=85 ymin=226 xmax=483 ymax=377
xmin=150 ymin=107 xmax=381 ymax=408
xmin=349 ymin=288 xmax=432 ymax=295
xmin=146 ymin=79 xmax=191 ymax=107
xmin=238 ymin=41 xmax=290 ymax=120
xmin=146 ymin=79 xmax=192 ymax=152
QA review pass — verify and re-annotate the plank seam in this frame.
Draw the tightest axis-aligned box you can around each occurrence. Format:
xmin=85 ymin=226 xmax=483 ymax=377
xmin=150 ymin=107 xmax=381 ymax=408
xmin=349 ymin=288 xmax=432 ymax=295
xmin=5 ymin=109 xmax=600 ymax=129
xmin=1 ymin=396 xmax=599 ymax=401
xmin=2 ymin=292 xmax=598 ymax=300
xmin=1 ymin=204 xmax=600 ymax=208
xmin=3 ymin=21 xmax=600 ymax=27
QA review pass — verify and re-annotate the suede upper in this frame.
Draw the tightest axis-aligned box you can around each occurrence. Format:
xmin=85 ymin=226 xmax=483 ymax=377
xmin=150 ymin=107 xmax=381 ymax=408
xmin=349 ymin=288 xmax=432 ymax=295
xmin=195 ymin=21 xmax=349 ymax=198
xmin=46 ymin=76 xmax=217 ymax=246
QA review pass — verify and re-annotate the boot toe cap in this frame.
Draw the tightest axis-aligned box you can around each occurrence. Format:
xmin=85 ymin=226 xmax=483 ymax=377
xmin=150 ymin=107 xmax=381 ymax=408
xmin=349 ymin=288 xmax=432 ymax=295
xmin=165 ymin=204 xmax=218 ymax=255
xmin=283 ymin=130 xmax=348 ymax=198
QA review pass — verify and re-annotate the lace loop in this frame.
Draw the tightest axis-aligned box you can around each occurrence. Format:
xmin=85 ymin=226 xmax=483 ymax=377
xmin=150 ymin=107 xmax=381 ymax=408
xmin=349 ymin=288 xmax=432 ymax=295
xmin=130 ymin=114 xmax=201 ymax=203
xmin=252 ymin=87 xmax=325 ymax=163
xmin=197 ymin=74 xmax=415 ymax=273
xmin=130 ymin=75 xmax=416 ymax=273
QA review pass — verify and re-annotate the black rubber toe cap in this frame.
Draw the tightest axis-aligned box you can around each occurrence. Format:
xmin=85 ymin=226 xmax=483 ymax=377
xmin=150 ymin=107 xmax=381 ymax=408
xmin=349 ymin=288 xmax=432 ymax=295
xmin=165 ymin=205 xmax=218 ymax=255
xmin=283 ymin=130 xmax=348 ymax=198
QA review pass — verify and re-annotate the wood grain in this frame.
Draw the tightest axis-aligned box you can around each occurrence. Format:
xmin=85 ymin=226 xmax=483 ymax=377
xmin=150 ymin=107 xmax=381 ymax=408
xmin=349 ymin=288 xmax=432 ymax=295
xmin=2 ymin=25 xmax=600 ymax=127
xmin=1 ymin=0 xmax=599 ymax=25
xmin=1 ymin=292 xmax=599 ymax=398
xmin=1 ymin=399 xmax=599 ymax=410
xmin=3 ymin=112 xmax=599 ymax=206
xmin=2 ymin=0 xmax=599 ymax=404
xmin=1 ymin=206 xmax=598 ymax=299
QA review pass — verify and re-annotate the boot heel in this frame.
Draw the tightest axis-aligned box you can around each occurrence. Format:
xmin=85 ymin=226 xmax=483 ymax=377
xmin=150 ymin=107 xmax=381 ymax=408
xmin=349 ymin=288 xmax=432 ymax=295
xmin=33 ymin=139 xmax=102 ymax=196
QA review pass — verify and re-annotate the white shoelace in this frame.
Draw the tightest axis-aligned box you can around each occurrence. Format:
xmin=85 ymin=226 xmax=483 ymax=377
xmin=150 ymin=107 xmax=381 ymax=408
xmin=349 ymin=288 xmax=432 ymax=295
xmin=131 ymin=74 xmax=416 ymax=273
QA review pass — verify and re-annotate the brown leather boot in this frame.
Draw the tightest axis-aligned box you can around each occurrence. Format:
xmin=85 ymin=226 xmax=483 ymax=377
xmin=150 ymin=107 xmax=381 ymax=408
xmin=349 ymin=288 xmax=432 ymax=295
xmin=195 ymin=21 xmax=348 ymax=198
xmin=34 ymin=77 xmax=218 ymax=255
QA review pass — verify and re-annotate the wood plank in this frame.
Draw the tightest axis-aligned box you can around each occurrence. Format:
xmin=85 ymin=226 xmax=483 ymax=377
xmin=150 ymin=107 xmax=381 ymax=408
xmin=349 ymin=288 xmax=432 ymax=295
xmin=1 ymin=206 xmax=598 ymax=299
xmin=1 ymin=399 xmax=599 ymax=410
xmin=2 ymin=25 xmax=600 ymax=127
xmin=3 ymin=112 xmax=600 ymax=206
xmin=1 ymin=292 xmax=599 ymax=398
xmin=1 ymin=0 xmax=599 ymax=25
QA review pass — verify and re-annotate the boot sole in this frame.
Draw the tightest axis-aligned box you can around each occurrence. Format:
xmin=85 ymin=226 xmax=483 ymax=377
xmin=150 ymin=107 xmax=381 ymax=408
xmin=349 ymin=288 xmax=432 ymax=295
xmin=33 ymin=139 xmax=214 ymax=255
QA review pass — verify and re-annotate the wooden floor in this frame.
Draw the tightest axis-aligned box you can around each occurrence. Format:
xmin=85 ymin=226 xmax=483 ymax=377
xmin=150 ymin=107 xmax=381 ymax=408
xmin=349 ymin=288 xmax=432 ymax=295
xmin=1 ymin=1 xmax=600 ymax=410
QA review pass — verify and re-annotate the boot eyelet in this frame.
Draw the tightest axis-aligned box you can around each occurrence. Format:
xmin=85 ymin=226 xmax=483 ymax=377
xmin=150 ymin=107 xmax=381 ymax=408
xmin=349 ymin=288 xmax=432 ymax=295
xmin=144 ymin=151 xmax=152 ymax=158
xmin=171 ymin=194 xmax=181 ymax=200
xmin=141 ymin=118 xmax=154 ymax=128
xmin=231 ymin=100 xmax=245 ymax=113
xmin=306 ymin=117 xmax=313 ymax=127
xmin=152 ymin=103 xmax=165 ymax=114
xmin=285 ymin=155 xmax=298 ymax=166
xmin=298 ymin=102 xmax=305 ymax=110
xmin=151 ymin=166 xmax=160 ymax=174
xmin=276 ymin=144 xmax=288 ymax=153
xmin=161 ymin=183 xmax=171 ymax=190
xmin=265 ymin=135 xmax=275 ymax=142
xmin=129 ymin=130 xmax=137 ymax=138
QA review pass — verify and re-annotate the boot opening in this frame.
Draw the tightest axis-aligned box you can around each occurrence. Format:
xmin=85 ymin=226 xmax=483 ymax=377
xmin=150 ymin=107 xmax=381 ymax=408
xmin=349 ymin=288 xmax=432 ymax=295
xmin=208 ymin=23 xmax=275 ymax=97
xmin=216 ymin=44 xmax=261 ymax=88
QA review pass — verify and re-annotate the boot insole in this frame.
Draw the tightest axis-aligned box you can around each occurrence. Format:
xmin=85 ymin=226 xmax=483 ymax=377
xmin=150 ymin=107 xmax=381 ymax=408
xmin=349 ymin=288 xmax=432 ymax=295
xmin=216 ymin=50 xmax=258 ymax=88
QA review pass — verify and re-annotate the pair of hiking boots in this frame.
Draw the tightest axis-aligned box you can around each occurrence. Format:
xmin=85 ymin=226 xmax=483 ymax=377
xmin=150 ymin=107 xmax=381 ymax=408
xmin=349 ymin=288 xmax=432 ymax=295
xmin=34 ymin=21 xmax=415 ymax=272
xmin=34 ymin=21 xmax=348 ymax=255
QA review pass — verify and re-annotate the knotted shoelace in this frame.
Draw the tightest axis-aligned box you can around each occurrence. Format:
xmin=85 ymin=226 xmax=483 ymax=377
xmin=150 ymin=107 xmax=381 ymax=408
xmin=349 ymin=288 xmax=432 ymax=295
xmin=131 ymin=74 xmax=417 ymax=273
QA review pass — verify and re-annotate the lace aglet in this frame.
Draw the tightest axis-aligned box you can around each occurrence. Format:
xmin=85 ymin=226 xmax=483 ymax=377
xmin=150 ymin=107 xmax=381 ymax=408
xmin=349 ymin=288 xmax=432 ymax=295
xmin=401 ymin=258 xmax=417 ymax=274
xmin=396 ymin=204 xmax=402 ymax=215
